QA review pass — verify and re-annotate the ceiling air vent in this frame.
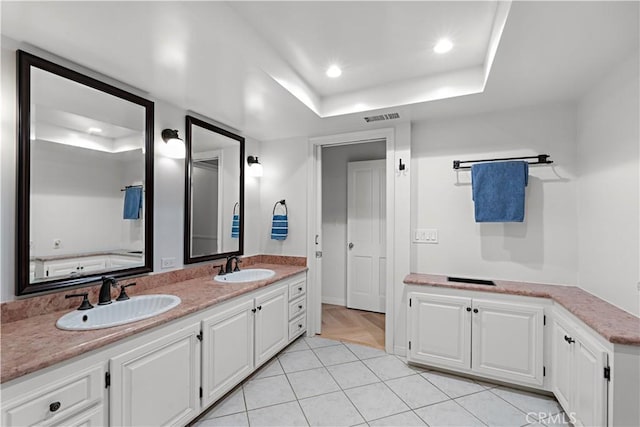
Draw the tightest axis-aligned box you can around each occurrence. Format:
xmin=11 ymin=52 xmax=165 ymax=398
xmin=363 ymin=112 xmax=400 ymax=123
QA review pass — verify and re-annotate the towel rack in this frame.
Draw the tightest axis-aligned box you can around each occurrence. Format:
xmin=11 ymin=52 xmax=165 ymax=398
xmin=272 ymin=199 xmax=287 ymax=216
xmin=120 ymin=185 xmax=144 ymax=192
xmin=452 ymin=154 xmax=553 ymax=170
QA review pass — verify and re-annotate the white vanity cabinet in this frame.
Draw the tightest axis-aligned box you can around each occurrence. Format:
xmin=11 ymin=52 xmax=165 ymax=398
xmin=41 ymin=256 xmax=108 ymax=278
xmin=407 ymin=292 xmax=544 ymax=387
xmin=201 ymin=280 xmax=292 ymax=409
xmin=109 ymin=321 xmax=201 ymax=427
xmin=1 ymin=361 xmax=107 ymax=427
xmin=551 ymin=312 xmax=608 ymax=427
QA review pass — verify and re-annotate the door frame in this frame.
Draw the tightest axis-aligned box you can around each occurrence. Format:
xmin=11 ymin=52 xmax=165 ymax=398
xmin=307 ymin=128 xmax=395 ymax=354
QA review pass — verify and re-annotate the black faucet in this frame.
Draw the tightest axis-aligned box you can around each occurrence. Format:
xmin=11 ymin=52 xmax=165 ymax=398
xmin=225 ymin=256 xmax=240 ymax=274
xmin=99 ymin=276 xmax=118 ymax=305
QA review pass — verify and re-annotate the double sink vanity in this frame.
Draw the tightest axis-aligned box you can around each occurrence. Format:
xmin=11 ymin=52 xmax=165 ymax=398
xmin=1 ymin=257 xmax=308 ymax=426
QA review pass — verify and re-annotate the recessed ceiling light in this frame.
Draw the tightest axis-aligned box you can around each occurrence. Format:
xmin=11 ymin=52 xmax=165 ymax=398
xmin=434 ymin=38 xmax=454 ymax=54
xmin=88 ymin=127 xmax=102 ymax=134
xmin=326 ymin=65 xmax=342 ymax=78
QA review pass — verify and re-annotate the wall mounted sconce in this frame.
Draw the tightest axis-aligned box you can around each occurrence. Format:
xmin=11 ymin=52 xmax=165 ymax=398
xmin=161 ymin=128 xmax=185 ymax=159
xmin=247 ymin=155 xmax=263 ymax=177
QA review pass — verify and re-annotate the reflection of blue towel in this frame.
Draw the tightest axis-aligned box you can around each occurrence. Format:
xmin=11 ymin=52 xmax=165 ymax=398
xmin=231 ymin=214 xmax=240 ymax=238
xmin=271 ymin=214 xmax=288 ymax=240
xmin=123 ymin=186 xmax=143 ymax=220
xmin=472 ymin=161 xmax=528 ymax=222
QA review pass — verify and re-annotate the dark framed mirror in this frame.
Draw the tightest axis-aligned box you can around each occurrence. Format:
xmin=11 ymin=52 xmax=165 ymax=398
xmin=184 ymin=115 xmax=244 ymax=264
xmin=16 ymin=50 xmax=154 ymax=296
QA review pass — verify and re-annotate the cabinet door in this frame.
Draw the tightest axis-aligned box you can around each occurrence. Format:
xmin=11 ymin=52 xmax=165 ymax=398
xmin=45 ymin=260 xmax=80 ymax=278
xmin=255 ymin=284 xmax=288 ymax=367
xmin=201 ymin=300 xmax=255 ymax=409
xmin=110 ymin=323 xmax=200 ymax=427
xmin=77 ymin=256 xmax=107 ymax=274
xmin=551 ymin=317 xmax=574 ymax=412
xmin=472 ymin=299 xmax=544 ymax=386
xmin=407 ymin=293 xmax=471 ymax=370
xmin=573 ymin=332 xmax=608 ymax=427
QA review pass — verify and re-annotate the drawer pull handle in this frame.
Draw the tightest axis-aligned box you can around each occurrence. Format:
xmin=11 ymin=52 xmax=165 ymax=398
xmin=298 ymin=324 xmax=303 ymax=329
xmin=564 ymin=335 xmax=575 ymax=344
xmin=298 ymin=305 xmax=303 ymax=309
xmin=298 ymin=287 xmax=302 ymax=292
xmin=49 ymin=401 xmax=61 ymax=412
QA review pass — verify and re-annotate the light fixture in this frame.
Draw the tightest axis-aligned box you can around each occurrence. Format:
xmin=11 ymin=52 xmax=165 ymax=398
xmin=326 ymin=64 xmax=342 ymax=78
xmin=247 ymin=155 xmax=264 ymax=177
xmin=161 ymin=128 xmax=185 ymax=159
xmin=433 ymin=38 xmax=454 ymax=54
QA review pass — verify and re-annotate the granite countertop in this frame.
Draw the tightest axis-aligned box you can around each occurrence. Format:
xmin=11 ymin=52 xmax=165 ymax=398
xmin=1 ymin=263 xmax=307 ymax=384
xmin=404 ymin=273 xmax=640 ymax=346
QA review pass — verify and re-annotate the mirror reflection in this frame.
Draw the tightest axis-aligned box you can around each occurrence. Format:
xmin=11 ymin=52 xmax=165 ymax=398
xmin=17 ymin=50 xmax=154 ymax=295
xmin=185 ymin=116 xmax=243 ymax=263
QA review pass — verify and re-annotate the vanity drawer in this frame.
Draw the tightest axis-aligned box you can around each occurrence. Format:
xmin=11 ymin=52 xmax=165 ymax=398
xmin=2 ymin=365 xmax=103 ymax=427
xmin=288 ymin=279 xmax=306 ymax=301
xmin=289 ymin=314 xmax=306 ymax=340
xmin=289 ymin=296 xmax=306 ymax=320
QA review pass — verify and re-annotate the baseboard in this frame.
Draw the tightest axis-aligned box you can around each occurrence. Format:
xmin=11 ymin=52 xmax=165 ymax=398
xmin=394 ymin=345 xmax=407 ymax=357
xmin=321 ymin=296 xmax=346 ymax=306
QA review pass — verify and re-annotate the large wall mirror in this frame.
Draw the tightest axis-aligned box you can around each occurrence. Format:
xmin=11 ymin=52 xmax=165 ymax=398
xmin=16 ymin=50 xmax=154 ymax=296
xmin=185 ymin=115 xmax=244 ymax=264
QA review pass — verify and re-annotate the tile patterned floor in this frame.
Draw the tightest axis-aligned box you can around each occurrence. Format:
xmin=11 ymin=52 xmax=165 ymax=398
xmin=193 ymin=337 xmax=567 ymax=427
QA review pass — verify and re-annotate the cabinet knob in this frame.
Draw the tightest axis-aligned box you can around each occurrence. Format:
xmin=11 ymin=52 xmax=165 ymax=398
xmin=49 ymin=401 xmax=61 ymax=412
xmin=564 ymin=335 xmax=575 ymax=344
xmin=473 ymin=308 xmax=479 ymax=313
xmin=466 ymin=307 xmax=471 ymax=312
xmin=251 ymin=308 xmax=257 ymax=313
xmin=298 ymin=287 xmax=302 ymax=292
xmin=257 ymin=305 xmax=262 ymax=311
xmin=298 ymin=305 xmax=303 ymax=310
xmin=298 ymin=324 xmax=303 ymax=329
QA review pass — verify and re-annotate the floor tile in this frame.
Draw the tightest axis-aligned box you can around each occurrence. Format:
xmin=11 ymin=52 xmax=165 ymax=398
xmin=202 ymin=387 xmax=245 ymax=418
xmin=414 ymin=400 xmax=485 ymax=427
xmin=363 ymin=355 xmax=418 ymax=380
xmin=242 ymin=375 xmax=296 ymax=410
xmin=299 ymin=391 xmax=365 ymax=426
xmin=421 ymin=370 xmax=486 ymax=398
xmin=385 ymin=374 xmax=449 ymax=409
xmin=313 ymin=344 xmax=358 ymax=366
xmin=305 ymin=336 xmax=343 ymax=349
xmin=456 ymin=390 xmax=528 ymax=426
xmin=283 ymin=336 xmax=311 ymax=353
xmin=344 ymin=342 xmax=387 ymax=360
xmin=287 ymin=367 xmax=340 ymax=399
xmin=252 ymin=358 xmax=284 ymax=380
xmin=247 ymin=401 xmax=308 ymax=427
xmin=368 ymin=411 xmax=427 ymax=426
xmin=326 ymin=360 xmax=381 ymax=389
xmin=490 ymin=387 xmax=562 ymax=422
xmin=344 ymin=382 xmax=410 ymax=421
xmin=195 ymin=412 xmax=249 ymax=427
xmin=279 ymin=349 xmax=323 ymax=373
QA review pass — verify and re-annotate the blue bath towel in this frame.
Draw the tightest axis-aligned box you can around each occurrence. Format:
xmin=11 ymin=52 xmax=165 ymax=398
xmin=123 ymin=186 xmax=143 ymax=220
xmin=271 ymin=214 xmax=288 ymax=240
xmin=231 ymin=214 xmax=240 ymax=238
xmin=471 ymin=161 xmax=528 ymax=222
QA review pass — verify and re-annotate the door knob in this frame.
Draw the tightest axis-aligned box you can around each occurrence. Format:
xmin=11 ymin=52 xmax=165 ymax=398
xmin=348 ymin=242 xmax=354 ymax=249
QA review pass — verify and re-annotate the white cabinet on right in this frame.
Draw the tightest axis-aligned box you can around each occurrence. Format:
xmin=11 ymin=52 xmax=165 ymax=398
xmin=407 ymin=292 xmax=544 ymax=387
xmin=551 ymin=312 xmax=608 ymax=427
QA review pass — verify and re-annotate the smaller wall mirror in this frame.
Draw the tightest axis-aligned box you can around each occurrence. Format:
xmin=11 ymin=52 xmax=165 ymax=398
xmin=185 ymin=115 xmax=244 ymax=264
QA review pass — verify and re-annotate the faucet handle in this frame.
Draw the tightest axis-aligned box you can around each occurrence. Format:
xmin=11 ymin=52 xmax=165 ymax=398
xmin=116 ymin=283 xmax=136 ymax=301
xmin=65 ymin=293 xmax=94 ymax=310
xmin=218 ymin=264 xmax=225 ymax=275
xmin=233 ymin=259 xmax=241 ymax=272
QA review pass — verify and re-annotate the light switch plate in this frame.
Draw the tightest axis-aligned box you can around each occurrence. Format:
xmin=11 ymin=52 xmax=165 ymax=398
xmin=413 ymin=228 xmax=438 ymax=244
xmin=161 ymin=257 xmax=176 ymax=269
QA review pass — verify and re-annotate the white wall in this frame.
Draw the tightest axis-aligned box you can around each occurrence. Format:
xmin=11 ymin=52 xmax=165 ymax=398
xmin=0 ymin=40 xmax=263 ymax=301
xmin=321 ymin=141 xmax=386 ymax=305
xmin=577 ymin=53 xmax=640 ymax=316
xmin=258 ymin=137 xmax=308 ymax=256
xmin=410 ymin=103 xmax=579 ymax=286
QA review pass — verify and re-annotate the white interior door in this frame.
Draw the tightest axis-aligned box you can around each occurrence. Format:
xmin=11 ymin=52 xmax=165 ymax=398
xmin=347 ymin=160 xmax=386 ymax=313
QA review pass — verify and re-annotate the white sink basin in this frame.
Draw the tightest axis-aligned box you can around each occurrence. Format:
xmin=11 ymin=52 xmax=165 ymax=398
xmin=56 ymin=294 xmax=181 ymax=331
xmin=214 ymin=268 xmax=276 ymax=283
